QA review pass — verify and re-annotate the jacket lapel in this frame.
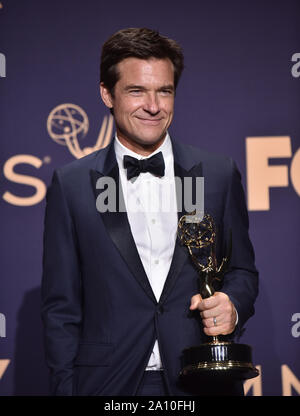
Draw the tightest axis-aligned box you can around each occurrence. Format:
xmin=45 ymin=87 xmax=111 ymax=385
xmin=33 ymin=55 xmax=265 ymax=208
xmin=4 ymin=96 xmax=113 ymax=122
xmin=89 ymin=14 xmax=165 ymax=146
xmin=158 ymin=138 xmax=203 ymax=305
xmin=90 ymin=140 xmax=157 ymax=304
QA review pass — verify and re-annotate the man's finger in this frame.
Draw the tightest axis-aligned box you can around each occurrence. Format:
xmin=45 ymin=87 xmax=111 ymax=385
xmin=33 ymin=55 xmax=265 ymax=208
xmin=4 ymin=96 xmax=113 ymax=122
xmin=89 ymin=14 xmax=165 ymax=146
xmin=200 ymin=305 xmax=222 ymax=319
xmin=199 ymin=295 xmax=219 ymax=311
xmin=203 ymin=323 xmax=235 ymax=337
xmin=189 ymin=294 xmax=203 ymax=310
xmin=202 ymin=315 xmax=224 ymax=328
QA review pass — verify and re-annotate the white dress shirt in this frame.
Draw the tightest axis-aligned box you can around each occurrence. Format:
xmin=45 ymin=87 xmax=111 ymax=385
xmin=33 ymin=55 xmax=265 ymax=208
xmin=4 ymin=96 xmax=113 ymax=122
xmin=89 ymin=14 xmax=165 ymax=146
xmin=114 ymin=132 xmax=178 ymax=370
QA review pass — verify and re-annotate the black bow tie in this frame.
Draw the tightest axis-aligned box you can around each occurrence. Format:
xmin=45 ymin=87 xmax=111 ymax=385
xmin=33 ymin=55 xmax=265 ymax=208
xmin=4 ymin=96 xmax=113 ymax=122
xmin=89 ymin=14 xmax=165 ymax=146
xmin=123 ymin=151 xmax=165 ymax=180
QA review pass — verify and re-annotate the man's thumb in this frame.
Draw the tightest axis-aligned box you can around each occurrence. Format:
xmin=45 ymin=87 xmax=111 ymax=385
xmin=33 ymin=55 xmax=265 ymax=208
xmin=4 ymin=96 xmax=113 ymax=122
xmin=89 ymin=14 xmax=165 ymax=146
xmin=190 ymin=294 xmax=203 ymax=310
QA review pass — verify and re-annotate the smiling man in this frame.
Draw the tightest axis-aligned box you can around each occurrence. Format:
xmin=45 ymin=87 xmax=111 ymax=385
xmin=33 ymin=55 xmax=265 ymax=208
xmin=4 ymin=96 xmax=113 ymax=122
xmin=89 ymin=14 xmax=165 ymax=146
xmin=41 ymin=28 xmax=258 ymax=396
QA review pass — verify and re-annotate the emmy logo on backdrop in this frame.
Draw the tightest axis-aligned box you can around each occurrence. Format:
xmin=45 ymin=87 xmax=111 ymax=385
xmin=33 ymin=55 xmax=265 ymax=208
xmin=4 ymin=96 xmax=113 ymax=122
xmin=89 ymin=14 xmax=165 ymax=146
xmin=47 ymin=103 xmax=113 ymax=159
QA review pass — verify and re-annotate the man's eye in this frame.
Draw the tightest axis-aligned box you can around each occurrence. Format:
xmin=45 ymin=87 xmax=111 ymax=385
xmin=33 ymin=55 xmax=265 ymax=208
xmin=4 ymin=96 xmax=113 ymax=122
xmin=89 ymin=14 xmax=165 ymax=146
xmin=160 ymin=90 xmax=173 ymax=95
xmin=129 ymin=90 xmax=142 ymax=94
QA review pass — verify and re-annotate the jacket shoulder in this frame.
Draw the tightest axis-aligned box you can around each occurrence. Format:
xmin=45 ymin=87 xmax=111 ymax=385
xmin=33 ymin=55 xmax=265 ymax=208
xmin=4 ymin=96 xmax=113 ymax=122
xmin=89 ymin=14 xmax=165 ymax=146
xmin=53 ymin=146 xmax=108 ymax=184
xmin=174 ymin=139 xmax=236 ymax=176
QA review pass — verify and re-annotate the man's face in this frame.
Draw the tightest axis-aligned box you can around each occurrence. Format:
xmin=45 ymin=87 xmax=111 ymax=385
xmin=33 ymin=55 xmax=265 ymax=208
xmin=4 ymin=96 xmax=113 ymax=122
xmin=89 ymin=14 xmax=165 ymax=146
xmin=101 ymin=57 xmax=175 ymax=154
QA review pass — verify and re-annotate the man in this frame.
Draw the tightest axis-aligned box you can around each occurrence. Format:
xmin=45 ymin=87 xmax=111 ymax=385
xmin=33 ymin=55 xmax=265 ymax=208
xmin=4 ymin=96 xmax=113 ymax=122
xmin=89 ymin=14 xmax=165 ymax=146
xmin=41 ymin=28 xmax=258 ymax=396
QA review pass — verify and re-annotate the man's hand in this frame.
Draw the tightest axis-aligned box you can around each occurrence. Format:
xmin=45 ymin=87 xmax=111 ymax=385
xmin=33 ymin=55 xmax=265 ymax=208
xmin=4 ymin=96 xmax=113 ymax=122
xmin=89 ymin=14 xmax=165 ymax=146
xmin=190 ymin=292 xmax=237 ymax=336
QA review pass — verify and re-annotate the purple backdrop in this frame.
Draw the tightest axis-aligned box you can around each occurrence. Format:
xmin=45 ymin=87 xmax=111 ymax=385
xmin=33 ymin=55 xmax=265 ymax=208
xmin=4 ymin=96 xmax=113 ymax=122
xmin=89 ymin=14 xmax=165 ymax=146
xmin=0 ymin=0 xmax=299 ymax=396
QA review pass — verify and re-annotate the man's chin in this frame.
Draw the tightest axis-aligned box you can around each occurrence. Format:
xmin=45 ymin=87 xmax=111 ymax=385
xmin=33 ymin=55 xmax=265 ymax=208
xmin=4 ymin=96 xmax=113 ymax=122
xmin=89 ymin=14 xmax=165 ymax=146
xmin=133 ymin=132 xmax=167 ymax=148
xmin=116 ymin=128 xmax=168 ymax=154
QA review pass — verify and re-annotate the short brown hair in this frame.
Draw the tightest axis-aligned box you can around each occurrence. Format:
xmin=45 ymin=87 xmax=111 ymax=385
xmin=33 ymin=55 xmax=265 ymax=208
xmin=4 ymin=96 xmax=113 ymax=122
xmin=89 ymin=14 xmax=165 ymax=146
xmin=100 ymin=27 xmax=184 ymax=95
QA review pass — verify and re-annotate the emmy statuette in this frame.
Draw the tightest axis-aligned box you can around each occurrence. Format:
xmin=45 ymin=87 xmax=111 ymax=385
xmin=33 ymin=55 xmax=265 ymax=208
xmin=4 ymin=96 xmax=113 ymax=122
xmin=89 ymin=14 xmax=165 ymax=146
xmin=178 ymin=213 xmax=259 ymax=381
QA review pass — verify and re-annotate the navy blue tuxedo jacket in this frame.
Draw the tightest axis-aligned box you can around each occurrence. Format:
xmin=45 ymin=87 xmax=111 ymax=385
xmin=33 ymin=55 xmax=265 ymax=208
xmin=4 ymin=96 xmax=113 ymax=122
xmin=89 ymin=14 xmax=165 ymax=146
xmin=41 ymin=137 xmax=258 ymax=396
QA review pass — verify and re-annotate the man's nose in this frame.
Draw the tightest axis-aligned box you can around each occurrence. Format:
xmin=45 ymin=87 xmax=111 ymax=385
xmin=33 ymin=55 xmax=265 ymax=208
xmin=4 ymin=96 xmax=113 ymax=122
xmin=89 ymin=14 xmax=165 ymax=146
xmin=143 ymin=93 xmax=160 ymax=115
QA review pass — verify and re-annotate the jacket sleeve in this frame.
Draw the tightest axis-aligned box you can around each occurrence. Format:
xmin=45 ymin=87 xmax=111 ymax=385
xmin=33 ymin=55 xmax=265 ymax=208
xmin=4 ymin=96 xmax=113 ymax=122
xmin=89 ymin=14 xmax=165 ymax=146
xmin=41 ymin=169 xmax=82 ymax=395
xmin=220 ymin=158 xmax=259 ymax=340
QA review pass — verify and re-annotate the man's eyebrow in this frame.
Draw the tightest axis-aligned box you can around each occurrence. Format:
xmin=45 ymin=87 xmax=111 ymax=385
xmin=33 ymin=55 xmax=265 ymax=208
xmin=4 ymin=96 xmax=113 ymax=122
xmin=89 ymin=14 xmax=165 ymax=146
xmin=124 ymin=84 xmax=147 ymax=91
xmin=124 ymin=84 xmax=175 ymax=91
xmin=157 ymin=84 xmax=175 ymax=91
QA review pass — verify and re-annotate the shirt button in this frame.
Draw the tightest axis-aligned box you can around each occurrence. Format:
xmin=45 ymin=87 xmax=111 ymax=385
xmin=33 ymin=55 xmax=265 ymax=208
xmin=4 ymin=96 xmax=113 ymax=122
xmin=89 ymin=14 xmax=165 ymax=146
xmin=154 ymin=259 xmax=159 ymax=265
xmin=151 ymin=219 xmax=156 ymax=224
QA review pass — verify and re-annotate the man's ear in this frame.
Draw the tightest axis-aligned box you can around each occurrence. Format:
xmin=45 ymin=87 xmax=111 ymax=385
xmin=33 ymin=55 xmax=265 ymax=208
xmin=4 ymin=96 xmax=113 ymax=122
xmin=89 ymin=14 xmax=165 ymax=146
xmin=100 ymin=82 xmax=113 ymax=109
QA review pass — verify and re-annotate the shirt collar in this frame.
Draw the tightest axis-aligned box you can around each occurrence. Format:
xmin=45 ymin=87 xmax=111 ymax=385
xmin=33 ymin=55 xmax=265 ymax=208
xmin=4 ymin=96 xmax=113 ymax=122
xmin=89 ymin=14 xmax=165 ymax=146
xmin=114 ymin=132 xmax=172 ymax=169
